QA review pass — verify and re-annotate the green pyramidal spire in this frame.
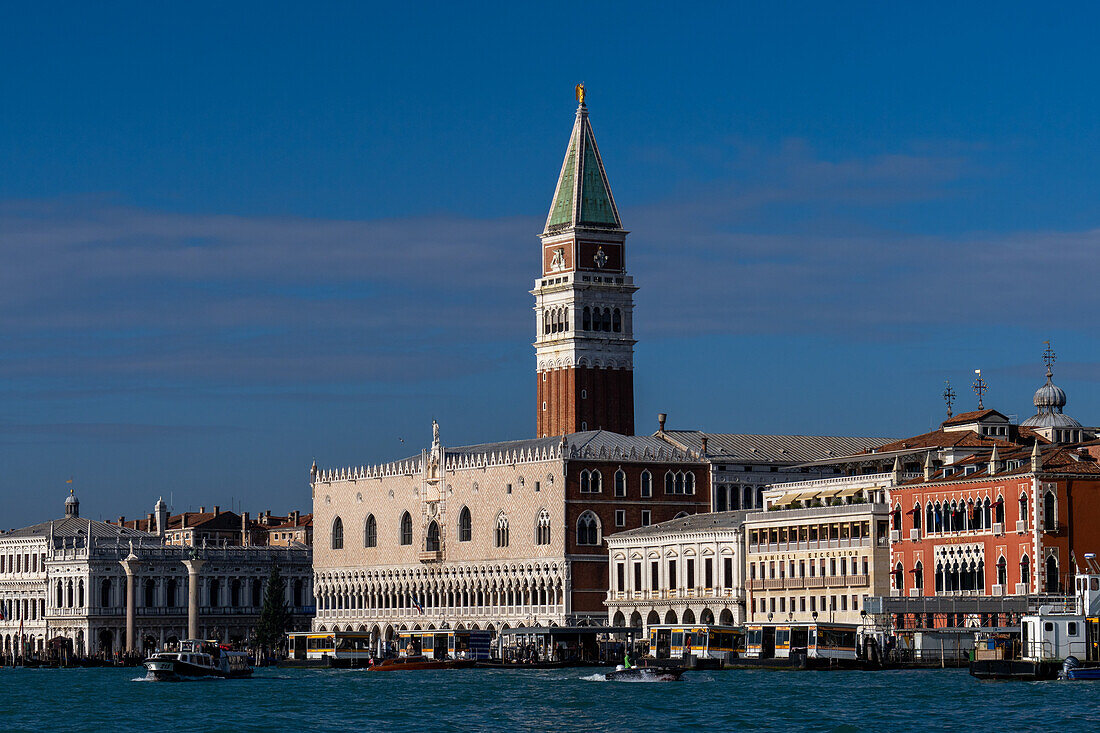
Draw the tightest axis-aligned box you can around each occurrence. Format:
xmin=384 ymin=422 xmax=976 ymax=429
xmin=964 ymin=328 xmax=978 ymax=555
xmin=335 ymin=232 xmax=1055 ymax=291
xmin=544 ymin=91 xmax=622 ymax=234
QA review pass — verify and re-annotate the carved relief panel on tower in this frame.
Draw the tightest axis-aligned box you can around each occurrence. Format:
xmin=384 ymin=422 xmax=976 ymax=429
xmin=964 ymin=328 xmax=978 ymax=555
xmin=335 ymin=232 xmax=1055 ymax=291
xmin=544 ymin=242 xmax=573 ymax=275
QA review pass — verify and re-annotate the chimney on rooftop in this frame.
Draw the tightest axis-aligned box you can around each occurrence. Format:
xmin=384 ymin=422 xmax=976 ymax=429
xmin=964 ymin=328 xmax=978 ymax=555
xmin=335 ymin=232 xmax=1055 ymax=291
xmin=241 ymin=512 xmax=250 ymax=546
xmin=213 ymin=505 xmax=220 ymax=516
xmin=291 ymin=510 xmax=300 ymax=525
xmin=657 ymin=413 xmax=667 ymax=433
xmin=700 ymin=436 xmax=708 ymax=456
xmin=118 ymin=516 xmax=125 ymax=525
xmin=199 ymin=506 xmax=205 ymax=514
xmin=147 ymin=512 xmax=154 ymax=530
xmin=923 ymin=452 xmax=934 ymax=482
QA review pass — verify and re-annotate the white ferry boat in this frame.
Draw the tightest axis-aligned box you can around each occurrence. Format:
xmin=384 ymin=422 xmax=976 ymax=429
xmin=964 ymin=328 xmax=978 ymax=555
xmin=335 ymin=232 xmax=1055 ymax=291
xmin=970 ymin=557 xmax=1100 ymax=681
xmin=143 ymin=639 xmax=253 ymax=681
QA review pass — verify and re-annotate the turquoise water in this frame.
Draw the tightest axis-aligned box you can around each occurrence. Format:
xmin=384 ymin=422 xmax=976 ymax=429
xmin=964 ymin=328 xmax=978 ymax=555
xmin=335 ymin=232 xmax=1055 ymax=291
xmin=2 ymin=666 xmax=1099 ymax=732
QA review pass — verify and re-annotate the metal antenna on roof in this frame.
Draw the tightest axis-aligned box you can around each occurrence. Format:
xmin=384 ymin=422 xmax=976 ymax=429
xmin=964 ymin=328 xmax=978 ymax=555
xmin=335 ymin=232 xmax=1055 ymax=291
xmin=943 ymin=380 xmax=956 ymax=418
xmin=972 ymin=370 xmax=987 ymax=410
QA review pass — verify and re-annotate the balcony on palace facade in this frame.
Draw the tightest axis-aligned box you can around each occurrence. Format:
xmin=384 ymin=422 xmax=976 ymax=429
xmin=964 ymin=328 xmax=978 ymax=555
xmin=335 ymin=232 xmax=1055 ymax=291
xmin=748 ymin=536 xmax=876 ymax=554
xmin=419 ymin=550 xmax=443 ymax=563
xmin=746 ymin=574 xmax=869 ymax=592
xmin=605 ymin=587 xmax=745 ymax=604
xmin=318 ymin=604 xmax=564 ymax=620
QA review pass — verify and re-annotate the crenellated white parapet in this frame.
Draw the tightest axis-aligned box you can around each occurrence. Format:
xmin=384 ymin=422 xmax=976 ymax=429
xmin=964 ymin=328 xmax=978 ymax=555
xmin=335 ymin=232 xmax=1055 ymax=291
xmin=313 ymin=444 xmax=568 ymax=486
xmin=312 ymin=437 xmax=704 ymax=486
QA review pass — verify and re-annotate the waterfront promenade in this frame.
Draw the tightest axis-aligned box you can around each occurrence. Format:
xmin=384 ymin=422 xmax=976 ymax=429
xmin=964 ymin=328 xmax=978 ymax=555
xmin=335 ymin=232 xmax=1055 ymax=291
xmin=1 ymin=665 xmax=1095 ymax=732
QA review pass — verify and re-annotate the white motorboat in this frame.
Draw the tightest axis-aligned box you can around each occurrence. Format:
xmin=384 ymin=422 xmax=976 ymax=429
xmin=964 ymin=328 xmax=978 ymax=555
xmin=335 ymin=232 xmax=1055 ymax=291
xmin=143 ymin=639 xmax=253 ymax=681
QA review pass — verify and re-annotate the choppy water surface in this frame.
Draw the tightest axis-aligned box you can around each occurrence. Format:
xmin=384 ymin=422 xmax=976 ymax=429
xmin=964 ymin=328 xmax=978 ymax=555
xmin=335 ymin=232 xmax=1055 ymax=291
xmin=3 ymin=666 xmax=1100 ymax=732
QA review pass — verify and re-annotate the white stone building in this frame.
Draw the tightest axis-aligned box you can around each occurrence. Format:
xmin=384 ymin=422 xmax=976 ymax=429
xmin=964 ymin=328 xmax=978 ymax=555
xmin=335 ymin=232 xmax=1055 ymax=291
xmin=743 ymin=474 xmax=894 ymax=625
xmin=310 ymin=426 xmax=709 ymax=648
xmin=604 ymin=511 xmax=748 ymax=633
xmin=0 ymin=493 xmax=312 ymax=658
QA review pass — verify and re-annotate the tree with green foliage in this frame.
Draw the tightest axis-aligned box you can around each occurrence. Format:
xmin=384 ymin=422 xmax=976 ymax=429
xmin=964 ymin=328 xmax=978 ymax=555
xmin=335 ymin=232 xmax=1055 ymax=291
xmin=256 ymin=564 xmax=290 ymax=659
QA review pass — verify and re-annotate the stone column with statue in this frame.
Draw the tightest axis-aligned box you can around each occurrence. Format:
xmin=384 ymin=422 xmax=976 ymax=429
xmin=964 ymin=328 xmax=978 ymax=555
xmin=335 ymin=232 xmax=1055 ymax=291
xmin=119 ymin=543 xmax=139 ymax=654
xmin=182 ymin=553 xmax=204 ymax=640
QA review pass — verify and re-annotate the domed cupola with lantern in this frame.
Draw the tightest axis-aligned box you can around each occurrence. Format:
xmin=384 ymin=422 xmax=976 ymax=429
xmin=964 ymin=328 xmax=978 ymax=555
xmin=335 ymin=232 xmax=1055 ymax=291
xmin=1021 ymin=343 xmax=1086 ymax=443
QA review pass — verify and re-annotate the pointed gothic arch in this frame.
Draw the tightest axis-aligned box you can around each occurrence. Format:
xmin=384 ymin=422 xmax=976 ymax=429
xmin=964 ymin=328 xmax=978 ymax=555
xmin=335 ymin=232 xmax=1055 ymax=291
xmin=458 ymin=506 xmax=472 ymax=542
xmin=331 ymin=516 xmax=344 ymax=550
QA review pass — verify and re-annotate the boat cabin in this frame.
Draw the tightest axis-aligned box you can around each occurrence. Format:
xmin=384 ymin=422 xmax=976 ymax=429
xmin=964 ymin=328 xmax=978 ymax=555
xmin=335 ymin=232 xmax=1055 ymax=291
xmin=647 ymin=625 xmax=743 ymax=661
xmin=744 ymin=622 xmax=859 ymax=660
xmin=288 ymin=631 xmax=373 ymax=662
xmin=397 ymin=630 xmax=492 ymax=661
xmin=1017 ymin=566 xmax=1100 ymax=663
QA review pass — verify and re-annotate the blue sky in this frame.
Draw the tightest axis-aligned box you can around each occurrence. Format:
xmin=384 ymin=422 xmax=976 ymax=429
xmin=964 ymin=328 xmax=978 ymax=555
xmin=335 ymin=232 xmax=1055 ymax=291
xmin=4 ymin=2 xmax=1100 ymax=527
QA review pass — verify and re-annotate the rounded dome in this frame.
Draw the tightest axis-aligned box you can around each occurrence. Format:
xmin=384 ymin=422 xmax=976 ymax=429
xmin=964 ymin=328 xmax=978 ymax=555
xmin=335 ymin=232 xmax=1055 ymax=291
xmin=1034 ymin=380 xmax=1067 ymax=409
xmin=1022 ymin=411 xmax=1082 ymax=428
xmin=65 ymin=492 xmax=78 ymax=505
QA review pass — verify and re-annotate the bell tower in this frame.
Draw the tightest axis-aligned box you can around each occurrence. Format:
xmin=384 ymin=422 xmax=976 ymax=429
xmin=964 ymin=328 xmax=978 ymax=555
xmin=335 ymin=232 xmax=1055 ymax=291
xmin=533 ymin=85 xmax=636 ymax=437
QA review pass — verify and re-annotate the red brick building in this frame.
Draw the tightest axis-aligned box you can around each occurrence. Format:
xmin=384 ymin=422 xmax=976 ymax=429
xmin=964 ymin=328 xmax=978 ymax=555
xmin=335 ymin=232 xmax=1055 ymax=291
xmin=890 ymin=441 xmax=1100 ymax=599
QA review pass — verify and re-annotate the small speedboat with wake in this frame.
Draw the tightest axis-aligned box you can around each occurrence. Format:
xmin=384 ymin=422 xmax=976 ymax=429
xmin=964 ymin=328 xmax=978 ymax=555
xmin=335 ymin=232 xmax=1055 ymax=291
xmin=605 ymin=664 xmax=683 ymax=681
xmin=143 ymin=639 xmax=253 ymax=680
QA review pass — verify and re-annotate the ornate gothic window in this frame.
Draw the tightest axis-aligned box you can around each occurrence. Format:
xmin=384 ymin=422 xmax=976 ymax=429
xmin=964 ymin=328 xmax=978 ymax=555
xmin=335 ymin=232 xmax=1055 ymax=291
xmin=612 ymin=308 xmax=621 ymax=333
xmin=576 ymin=511 xmax=600 ymax=546
xmin=1044 ymin=491 xmax=1057 ymax=531
xmin=364 ymin=514 xmax=377 ymax=548
xmin=400 ymin=511 xmax=413 ymax=546
xmin=640 ymin=470 xmax=652 ymax=498
xmin=579 ymin=469 xmax=602 ymax=493
xmin=495 ymin=513 xmax=510 ymax=548
xmin=100 ymin=578 xmax=111 ymax=607
xmin=665 ymin=471 xmax=674 ymax=494
xmin=459 ymin=506 xmax=472 ymax=542
xmin=535 ymin=509 xmax=551 ymax=545
xmin=614 ymin=469 xmax=627 ymax=497
xmin=426 ymin=521 xmax=440 ymax=552
xmin=331 ymin=517 xmax=344 ymax=550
